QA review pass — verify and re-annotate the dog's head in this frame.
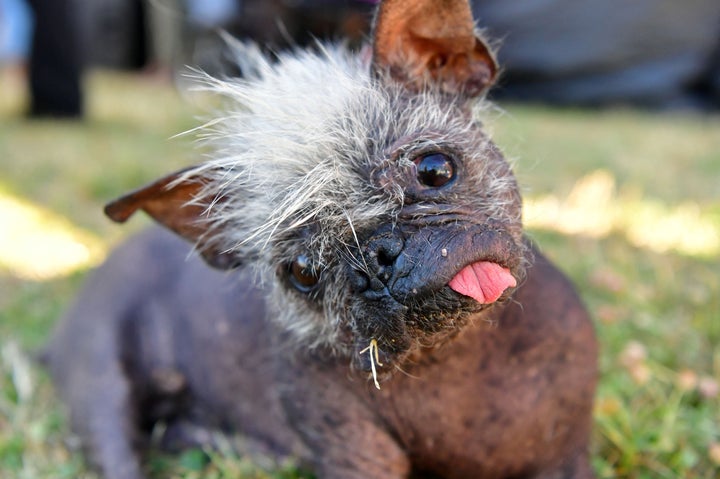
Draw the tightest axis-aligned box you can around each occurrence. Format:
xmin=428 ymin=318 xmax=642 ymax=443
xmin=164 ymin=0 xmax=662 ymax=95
xmin=105 ymin=0 xmax=527 ymax=378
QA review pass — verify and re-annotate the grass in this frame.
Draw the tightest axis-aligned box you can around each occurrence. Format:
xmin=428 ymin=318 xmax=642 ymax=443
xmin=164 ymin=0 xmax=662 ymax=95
xmin=1 ymin=67 xmax=719 ymax=478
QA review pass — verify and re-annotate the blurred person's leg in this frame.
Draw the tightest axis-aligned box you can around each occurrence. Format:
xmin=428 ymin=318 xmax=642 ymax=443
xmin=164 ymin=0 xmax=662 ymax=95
xmin=145 ymin=0 xmax=185 ymax=81
xmin=27 ymin=0 xmax=84 ymax=118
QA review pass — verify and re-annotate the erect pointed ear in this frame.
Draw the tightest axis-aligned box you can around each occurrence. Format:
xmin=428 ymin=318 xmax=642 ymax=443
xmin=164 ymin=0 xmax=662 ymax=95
xmin=104 ymin=168 xmax=241 ymax=270
xmin=372 ymin=0 xmax=497 ymax=97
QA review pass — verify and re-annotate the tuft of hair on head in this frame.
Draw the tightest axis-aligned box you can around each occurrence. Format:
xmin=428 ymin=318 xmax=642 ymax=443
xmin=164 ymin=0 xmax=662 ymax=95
xmin=103 ymin=0 xmax=512 ymax=350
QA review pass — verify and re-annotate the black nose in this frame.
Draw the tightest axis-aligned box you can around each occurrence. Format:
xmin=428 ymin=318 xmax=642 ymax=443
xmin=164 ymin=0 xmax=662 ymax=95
xmin=349 ymin=226 xmax=405 ymax=293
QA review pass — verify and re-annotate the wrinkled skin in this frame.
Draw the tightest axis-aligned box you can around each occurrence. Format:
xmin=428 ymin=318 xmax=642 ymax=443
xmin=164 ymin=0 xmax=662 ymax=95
xmin=45 ymin=227 xmax=597 ymax=479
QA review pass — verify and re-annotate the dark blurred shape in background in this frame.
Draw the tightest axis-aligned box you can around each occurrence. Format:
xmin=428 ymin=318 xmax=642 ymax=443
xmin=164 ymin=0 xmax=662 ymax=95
xmin=1 ymin=0 xmax=720 ymax=110
xmin=76 ymin=0 xmax=375 ymax=79
xmin=0 ymin=0 xmax=85 ymax=117
xmin=26 ymin=0 xmax=84 ymax=118
xmin=473 ymin=0 xmax=720 ymax=109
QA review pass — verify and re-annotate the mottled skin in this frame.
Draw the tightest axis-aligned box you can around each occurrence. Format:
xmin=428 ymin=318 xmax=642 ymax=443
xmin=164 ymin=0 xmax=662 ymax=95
xmin=46 ymin=227 xmax=596 ymax=479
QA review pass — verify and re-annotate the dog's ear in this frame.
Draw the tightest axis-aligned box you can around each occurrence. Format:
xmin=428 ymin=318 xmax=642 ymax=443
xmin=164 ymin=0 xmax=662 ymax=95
xmin=372 ymin=0 xmax=497 ymax=96
xmin=104 ymin=169 xmax=241 ymax=270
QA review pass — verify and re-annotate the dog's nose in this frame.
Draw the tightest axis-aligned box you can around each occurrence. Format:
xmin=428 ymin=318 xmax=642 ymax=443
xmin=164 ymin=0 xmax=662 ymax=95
xmin=349 ymin=226 xmax=405 ymax=293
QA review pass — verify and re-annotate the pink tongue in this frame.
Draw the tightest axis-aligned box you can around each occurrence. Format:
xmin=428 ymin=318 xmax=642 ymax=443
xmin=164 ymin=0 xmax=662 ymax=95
xmin=448 ymin=262 xmax=517 ymax=304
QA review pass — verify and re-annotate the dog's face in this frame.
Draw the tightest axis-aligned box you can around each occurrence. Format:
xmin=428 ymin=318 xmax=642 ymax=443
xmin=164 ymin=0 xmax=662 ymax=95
xmin=105 ymin=0 xmax=527 ymax=374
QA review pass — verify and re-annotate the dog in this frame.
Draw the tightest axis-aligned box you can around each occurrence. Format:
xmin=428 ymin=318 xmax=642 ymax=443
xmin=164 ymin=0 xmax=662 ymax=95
xmin=45 ymin=1 xmax=598 ymax=478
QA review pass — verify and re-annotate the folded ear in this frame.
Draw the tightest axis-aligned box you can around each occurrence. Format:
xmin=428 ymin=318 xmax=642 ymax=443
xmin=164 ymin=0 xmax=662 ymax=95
xmin=104 ymin=168 xmax=241 ymax=270
xmin=372 ymin=0 xmax=497 ymax=97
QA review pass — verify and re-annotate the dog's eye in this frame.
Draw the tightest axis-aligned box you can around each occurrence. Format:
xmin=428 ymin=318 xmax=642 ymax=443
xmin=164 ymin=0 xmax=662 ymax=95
xmin=413 ymin=153 xmax=455 ymax=187
xmin=289 ymin=254 xmax=320 ymax=292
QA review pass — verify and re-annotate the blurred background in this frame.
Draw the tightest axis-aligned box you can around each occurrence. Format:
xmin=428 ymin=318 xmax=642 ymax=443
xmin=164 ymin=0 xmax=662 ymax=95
xmin=3 ymin=0 xmax=720 ymax=114
xmin=1 ymin=1 xmax=719 ymax=478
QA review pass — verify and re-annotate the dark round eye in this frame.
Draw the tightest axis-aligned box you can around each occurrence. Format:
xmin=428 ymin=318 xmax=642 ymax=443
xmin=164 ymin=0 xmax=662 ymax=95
xmin=289 ymin=254 xmax=320 ymax=292
xmin=413 ymin=153 xmax=456 ymax=187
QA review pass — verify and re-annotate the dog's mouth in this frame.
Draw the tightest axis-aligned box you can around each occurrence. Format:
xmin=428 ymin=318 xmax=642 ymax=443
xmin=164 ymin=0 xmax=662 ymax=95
xmin=348 ymin=222 xmax=525 ymax=379
xmin=447 ymin=261 xmax=517 ymax=304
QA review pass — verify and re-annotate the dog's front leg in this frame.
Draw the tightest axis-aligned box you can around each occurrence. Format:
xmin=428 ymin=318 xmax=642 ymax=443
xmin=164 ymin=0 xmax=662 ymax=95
xmin=313 ymin=418 xmax=410 ymax=479
xmin=50 ymin=344 xmax=147 ymax=479
xmin=279 ymin=362 xmax=411 ymax=479
xmin=84 ymin=381 xmax=147 ymax=479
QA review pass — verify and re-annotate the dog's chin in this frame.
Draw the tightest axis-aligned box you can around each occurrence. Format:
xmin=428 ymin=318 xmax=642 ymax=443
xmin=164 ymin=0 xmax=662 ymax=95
xmin=349 ymin=285 xmax=511 ymax=376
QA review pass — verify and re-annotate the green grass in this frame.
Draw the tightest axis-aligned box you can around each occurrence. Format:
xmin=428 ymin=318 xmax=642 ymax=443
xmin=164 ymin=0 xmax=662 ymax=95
xmin=1 ymin=69 xmax=719 ymax=478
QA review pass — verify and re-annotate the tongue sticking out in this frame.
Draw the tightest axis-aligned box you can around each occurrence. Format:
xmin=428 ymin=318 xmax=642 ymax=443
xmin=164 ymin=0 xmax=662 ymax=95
xmin=448 ymin=261 xmax=517 ymax=304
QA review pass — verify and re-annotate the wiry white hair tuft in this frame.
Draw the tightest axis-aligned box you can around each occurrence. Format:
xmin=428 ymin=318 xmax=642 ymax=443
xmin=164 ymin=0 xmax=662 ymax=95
xmin=179 ymin=42 xmax=522 ymax=349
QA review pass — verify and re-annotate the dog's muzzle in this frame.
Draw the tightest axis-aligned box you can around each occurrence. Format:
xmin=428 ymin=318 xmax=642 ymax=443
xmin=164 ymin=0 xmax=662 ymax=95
xmin=349 ymin=222 xmax=519 ymax=302
xmin=347 ymin=221 xmax=522 ymax=370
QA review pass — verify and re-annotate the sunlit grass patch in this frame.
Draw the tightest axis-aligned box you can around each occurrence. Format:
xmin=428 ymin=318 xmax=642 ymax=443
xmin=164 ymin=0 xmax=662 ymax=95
xmin=0 ymin=189 xmax=106 ymax=280
xmin=525 ymin=170 xmax=720 ymax=257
